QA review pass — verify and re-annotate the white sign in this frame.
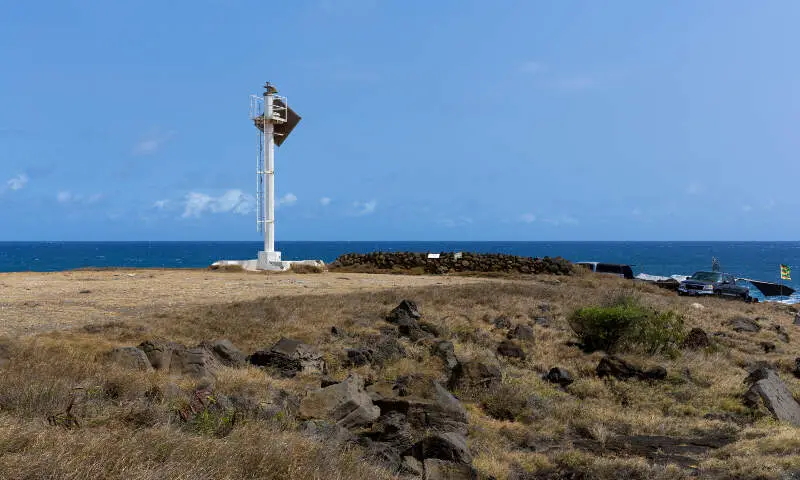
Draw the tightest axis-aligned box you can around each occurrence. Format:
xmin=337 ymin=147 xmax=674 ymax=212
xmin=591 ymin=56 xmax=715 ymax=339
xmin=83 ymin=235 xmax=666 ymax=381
xmin=427 ymin=253 xmax=440 ymax=259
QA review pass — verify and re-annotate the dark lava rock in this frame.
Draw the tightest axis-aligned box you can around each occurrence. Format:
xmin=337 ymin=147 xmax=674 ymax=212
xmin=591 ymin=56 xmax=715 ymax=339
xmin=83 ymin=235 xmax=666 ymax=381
xmin=364 ymin=411 xmax=416 ymax=451
xmin=387 ymin=300 xmax=421 ymax=324
xmin=682 ymin=328 xmax=711 ymax=349
xmin=109 ymin=347 xmax=152 ymax=371
xmin=248 ymin=337 xmax=325 ymax=378
xmin=449 ymin=361 xmax=502 ymax=391
xmin=399 ymin=322 xmax=434 ymax=341
xmin=596 ymin=356 xmax=666 ymax=381
xmin=330 ymin=326 xmax=342 ymax=336
xmin=497 ymin=340 xmax=526 ymax=360
xmin=794 ymin=312 xmax=800 ymax=326
xmin=533 ymin=317 xmax=550 ymax=327
xmin=208 ymin=339 xmax=246 ymax=367
xmin=589 ymin=433 xmax=736 ymax=468
xmin=373 ymin=382 xmax=468 ymax=435
xmin=298 ymin=374 xmax=380 ymax=429
xmin=433 ymin=340 xmax=458 ymax=372
xmin=345 ymin=347 xmax=374 ymax=367
xmin=419 ymin=321 xmax=442 ymax=337
xmin=728 ymin=316 xmax=761 ymax=333
xmin=492 ymin=316 xmax=512 ymax=329
xmin=761 ymin=342 xmax=777 ymax=353
xmin=359 ymin=439 xmax=405 ymax=474
xmin=320 ymin=375 xmax=338 ymax=388
xmin=409 ymin=432 xmax=472 ymax=465
xmin=508 ymin=324 xmax=535 ymax=342
xmin=544 ymin=367 xmax=573 ymax=388
xmin=793 ymin=358 xmax=800 ymax=379
xmin=298 ymin=419 xmax=356 ymax=444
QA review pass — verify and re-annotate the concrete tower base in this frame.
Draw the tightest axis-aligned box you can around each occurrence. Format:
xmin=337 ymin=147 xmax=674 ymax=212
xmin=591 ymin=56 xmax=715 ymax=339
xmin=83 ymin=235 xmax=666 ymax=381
xmin=211 ymin=256 xmax=324 ymax=272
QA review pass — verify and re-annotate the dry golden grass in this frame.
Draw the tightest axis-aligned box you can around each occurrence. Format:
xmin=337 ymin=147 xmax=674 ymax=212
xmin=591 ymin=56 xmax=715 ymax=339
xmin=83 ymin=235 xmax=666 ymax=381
xmin=1 ymin=271 xmax=800 ymax=478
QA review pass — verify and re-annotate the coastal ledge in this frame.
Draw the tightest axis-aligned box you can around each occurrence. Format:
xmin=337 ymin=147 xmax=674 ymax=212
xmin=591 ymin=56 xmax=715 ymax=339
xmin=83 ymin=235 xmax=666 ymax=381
xmin=331 ymin=251 xmax=573 ymax=275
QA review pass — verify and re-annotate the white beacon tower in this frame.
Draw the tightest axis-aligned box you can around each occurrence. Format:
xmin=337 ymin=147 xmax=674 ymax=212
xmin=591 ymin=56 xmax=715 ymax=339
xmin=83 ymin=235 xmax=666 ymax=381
xmin=250 ymin=81 xmax=301 ymax=270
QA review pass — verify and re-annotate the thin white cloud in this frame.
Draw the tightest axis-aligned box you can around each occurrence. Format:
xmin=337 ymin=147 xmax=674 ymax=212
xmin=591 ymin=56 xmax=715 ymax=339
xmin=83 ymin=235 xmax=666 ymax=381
xmin=353 ymin=200 xmax=377 ymax=216
xmin=57 ymin=191 xmax=104 ymax=205
xmin=278 ymin=193 xmax=298 ymax=207
xmin=519 ymin=213 xmax=536 ymax=223
xmin=133 ymin=131 xmax=175 ymax=155
xmin=153 ymin=199 xmax=169 ymax=210
xmin=320 ymin=197 xmax=332 ymax=206
xmin=6 ymin=173 xmax=28 ymax=191
xmin=182 ymin=189 xmax=255 ymax=218
xmin=742 ymin=205 xmax=753 ymax=213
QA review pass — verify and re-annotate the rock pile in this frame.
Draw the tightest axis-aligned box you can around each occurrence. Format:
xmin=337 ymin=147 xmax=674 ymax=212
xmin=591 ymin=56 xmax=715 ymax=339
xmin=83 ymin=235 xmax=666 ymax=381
xmin=332 ymin=251 xmax=573 ymax=275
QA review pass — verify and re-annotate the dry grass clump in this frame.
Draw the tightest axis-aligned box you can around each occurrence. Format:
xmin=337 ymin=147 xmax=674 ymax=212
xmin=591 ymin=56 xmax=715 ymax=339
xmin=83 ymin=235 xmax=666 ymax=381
xmin=2 ymin=273 xmax=800 ymax=478
xmin=0 ymin=418 xmax=390 ymax=480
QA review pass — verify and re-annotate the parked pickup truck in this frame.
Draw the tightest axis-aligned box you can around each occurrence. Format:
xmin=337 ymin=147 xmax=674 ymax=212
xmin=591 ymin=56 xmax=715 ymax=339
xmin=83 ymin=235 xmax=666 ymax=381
xmin=678 ymin=271 xmax=752 ymax=301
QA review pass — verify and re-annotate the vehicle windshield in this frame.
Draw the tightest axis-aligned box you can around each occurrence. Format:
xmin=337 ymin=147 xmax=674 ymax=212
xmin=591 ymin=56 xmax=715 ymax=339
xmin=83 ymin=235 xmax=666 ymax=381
xmin=690 ymin=272 xmax=722 ymax=282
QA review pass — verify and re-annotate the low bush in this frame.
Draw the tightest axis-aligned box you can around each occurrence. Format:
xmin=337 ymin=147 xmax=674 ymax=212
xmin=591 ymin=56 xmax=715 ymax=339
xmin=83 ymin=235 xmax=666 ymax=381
xmin=569 ymin=293 xmax=685 ymax=356
xmin=290 ymin=263 xmax=324 ymax=274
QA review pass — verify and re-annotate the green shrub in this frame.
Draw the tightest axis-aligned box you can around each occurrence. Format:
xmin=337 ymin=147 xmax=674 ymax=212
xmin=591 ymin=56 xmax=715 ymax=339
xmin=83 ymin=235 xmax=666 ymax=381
xmin=569 ymin=294 xmax=685 ymax=356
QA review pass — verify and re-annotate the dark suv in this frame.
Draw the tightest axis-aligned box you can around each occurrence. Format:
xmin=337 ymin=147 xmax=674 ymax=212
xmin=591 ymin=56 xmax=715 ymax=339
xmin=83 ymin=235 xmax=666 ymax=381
xmin=678 ymin=271 xmax=751 ymax=301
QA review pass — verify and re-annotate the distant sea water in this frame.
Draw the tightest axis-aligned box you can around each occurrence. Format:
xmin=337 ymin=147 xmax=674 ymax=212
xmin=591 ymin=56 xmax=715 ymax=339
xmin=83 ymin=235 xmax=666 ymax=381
xmin=1 ymin=241 xmax=798 ymax=301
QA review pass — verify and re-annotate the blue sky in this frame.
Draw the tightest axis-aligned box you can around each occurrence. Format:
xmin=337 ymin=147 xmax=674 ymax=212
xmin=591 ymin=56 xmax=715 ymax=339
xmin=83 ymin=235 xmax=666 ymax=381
xmin=1 ymin=1 xmax=799 ymax=241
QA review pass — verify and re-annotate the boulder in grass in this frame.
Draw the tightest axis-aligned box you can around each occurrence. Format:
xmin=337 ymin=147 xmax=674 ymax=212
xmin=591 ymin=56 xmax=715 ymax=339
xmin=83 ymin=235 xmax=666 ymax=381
xmin=744 ymin=368 xmax=800 ymax=426
xmin=497 ymin=340 xmax=526 ymax=360
xmin=596 ymin=356 xmax=666 ymax=381
xmin=448 ymin=360 xmax=502 ymax=391
xmin=682 ymin=328 xmax=711 ymax=350
xmin=508 ymin=324 xmax=535 ymax=342
xmin=432 ymin=341 xmax=458 ymax=372
xmin=169 ymin=346 xmax=218 ymax=379
xmin=387 ymin=300 xmax=421 ymax=324
xmin=109 ymin=347 xmax=152 ymax=371
xmin=409 ymin=432 xmax=472 ymax=465
xmin=209 ymin=339 xmax=246 ymax=367
xmin=138 ymin=340 xmax=177 ymax=370
xmin=249 ymin=337 xmax=325 ymax=377
xmin=298 ymin=374 xmax=380 ymax=429
xmin=728 ymin=316 xmax=761 ymax=333
xmin=544 ymin=367 xmax=573 ymax=388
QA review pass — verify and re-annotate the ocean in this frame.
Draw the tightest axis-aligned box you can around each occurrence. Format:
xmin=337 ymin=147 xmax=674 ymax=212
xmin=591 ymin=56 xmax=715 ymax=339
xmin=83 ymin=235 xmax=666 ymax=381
xmin=1 ymin=241 xmax=798 ymax=301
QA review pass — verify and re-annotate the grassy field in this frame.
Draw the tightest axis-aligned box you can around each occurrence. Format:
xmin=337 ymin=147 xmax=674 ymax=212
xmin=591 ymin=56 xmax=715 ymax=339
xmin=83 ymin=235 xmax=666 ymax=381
xmin=0 ymin=269 xmax=799 ymax=479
